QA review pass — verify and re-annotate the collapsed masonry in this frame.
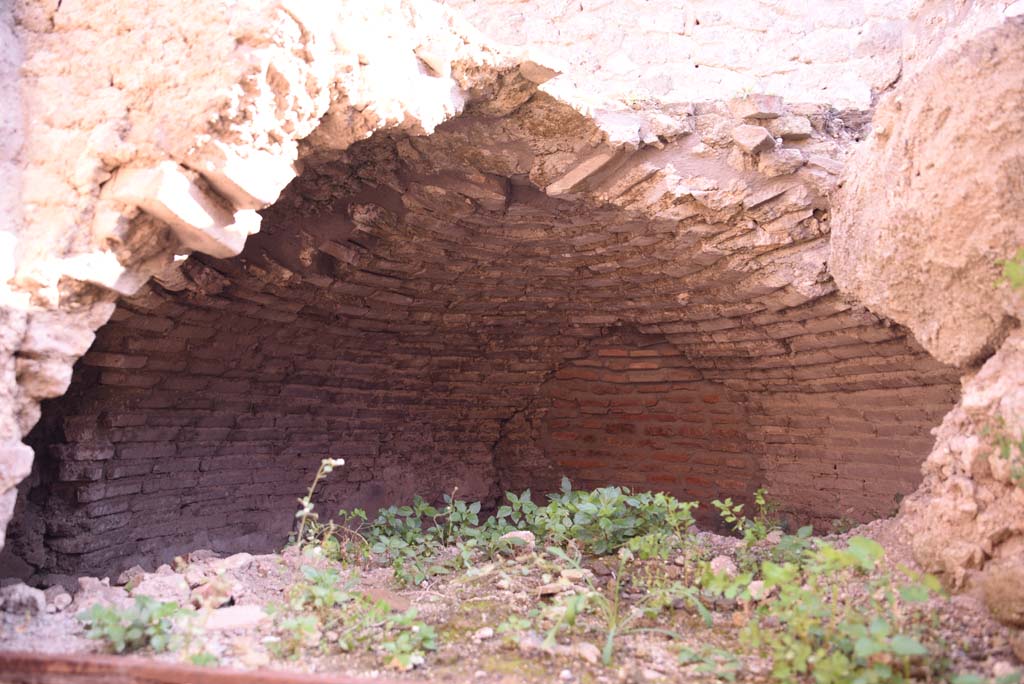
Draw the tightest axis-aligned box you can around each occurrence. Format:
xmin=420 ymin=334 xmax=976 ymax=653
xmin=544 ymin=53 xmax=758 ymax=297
xmin=0 ymin=0 xmax=1021 ymax=625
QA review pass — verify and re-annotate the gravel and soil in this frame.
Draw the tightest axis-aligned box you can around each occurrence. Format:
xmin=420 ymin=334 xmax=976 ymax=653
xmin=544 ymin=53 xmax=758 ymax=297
xmin=1 ymin=517 xmax=1021 ymax=683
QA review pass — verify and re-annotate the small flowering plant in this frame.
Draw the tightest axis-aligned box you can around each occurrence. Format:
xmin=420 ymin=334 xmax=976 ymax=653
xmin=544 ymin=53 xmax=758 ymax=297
xmin=294 ymin=457 xmax=346 ymax=546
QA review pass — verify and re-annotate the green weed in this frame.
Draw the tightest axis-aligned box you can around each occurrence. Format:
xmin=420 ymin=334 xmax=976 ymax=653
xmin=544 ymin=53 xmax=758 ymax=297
xmin=77 ymin=596 xmax=187 ymax=654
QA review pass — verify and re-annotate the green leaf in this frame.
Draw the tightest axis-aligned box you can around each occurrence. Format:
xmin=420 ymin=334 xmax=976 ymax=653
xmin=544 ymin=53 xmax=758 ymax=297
xmin=1002 ymin=253 xmax=1024 ymax=289
xmin=868 ymin=617 xmax=891 ymax=637
xmin=898 ymin=583 xmax=930 ymax=603
xmin=761 ymin=561 xmax=795 ymax=587
xmin=889 ymin=635 xmax=928 ymax=657
xmin=846 ymin=536 xmax=884 ymax=569
xmin=951 ymin=674 xmax=986 ymax=684
xmin=922 ymin=573 xmax=943 ymax=593
xmin=854 ymin=636 xmax=882 ymax=658
xmin=679 ymin=647 xmax=699 ymax=664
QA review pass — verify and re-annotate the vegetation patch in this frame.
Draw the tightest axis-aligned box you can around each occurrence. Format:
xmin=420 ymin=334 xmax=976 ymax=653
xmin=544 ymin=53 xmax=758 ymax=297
xmin=62 ymin=460 xmax=1023 ymax=682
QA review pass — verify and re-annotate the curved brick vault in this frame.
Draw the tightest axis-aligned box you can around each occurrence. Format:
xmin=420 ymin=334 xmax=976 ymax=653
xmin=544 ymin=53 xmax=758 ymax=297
xmin=3 ymin=90 xmax=961 ymax=577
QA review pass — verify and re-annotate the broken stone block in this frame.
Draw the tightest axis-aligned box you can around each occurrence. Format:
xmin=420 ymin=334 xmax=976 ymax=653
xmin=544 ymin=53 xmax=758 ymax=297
xmin=360 ymin=586 xmax=411 ymax=612
xmin=0 ymin=442 xmax=34 ymax=495
xmin=0 ymin=582 xmax=46 ymax=615
xmin=43 ymin=585 xmax=72 ymax=612
xmin=709 ymin=555 xmax=738 ymax=578
xmin=187 ymin=143 xmax=297 ymax=210
xmin=100 ymin=161 xmax=260 ymax=259
xmin=472 ymin=626 xmax=495 ymax=642
xmin=768 ymin=114 xmax=813 ymax=140
xmin=190 ymin=576 xmax=235 ymax=609
xmin=130 ymin=572 xmax=189 ymax=604
xmin=593 ymin=109 xmax=643 ymax=148
xmin=414 ymin=44 xmax=451 ymax=78
xmin=74 ymin=577 xmax=130 ymax=612
xmin=732 ymin=125 xmax=775 ymax=154
xmin=806 ymin=154 xmax=844 ymax=176
xmin=187 ymin=549 xmax=220 ymax=563
xmin=518 ymin=59 xmax=560 ymax=84
xmin=500 ymin=530 xmax=536 ymax=552
xmin=573 ymin=642 xmax=601 ymax=664
xmin=209 ymin=552 xmax=254 ymax=574
xmin=982 ymin=557 xmax=1024 ymax=626
xmin=758 ymin=148 xmax=805 ymax=177
xmin=184 ymin=567 xmax=206 ymax=588
xmin=204 ymin=604 xmax=269 ymax=631
xmin=536 ymin=579 xmax=573 ymax=596
xmin=729 ymin=94 xmax=785 ymax=120
xmin=115 ymin=564 xmax=145 ymax=586
xmin=545 ymin=150 xmax=617 ymax=197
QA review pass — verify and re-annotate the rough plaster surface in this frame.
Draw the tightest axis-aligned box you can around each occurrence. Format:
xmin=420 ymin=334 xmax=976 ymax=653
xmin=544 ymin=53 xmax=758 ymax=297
xmin=901 ymin=330 xmax=1024 ymax=620
xmin=0 ymin=0 xmax=1021 ymax=624
xmin=442 ymin=0 xmax=911 ymax=109
xmin=834 ymin=10 xmax=1024 ymax=622
xmin=832 ymin=16 xmax=1024 ymax=368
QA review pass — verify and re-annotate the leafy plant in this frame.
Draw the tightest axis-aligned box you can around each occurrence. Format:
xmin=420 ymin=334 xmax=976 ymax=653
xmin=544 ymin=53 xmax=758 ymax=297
xmin=297 ymin=472 xmax=703 ymax=587
xmin=380 ymin=608 xmax=438 ymax=670
xmin=188 ymin=651 xmax=220 ymax=667
xmin=998 ymin=247 xmax=1024 ymax=290
xmin=531 ymin=478 xmax=698 ymax=555
xmin=496 ymin=613 xmax=533 ymax=643
xmin=625 ymin=531 xmax=676 ymax=560
xmin=711 ymin=487 xmax=777 ymax=546
xmin=741 ymin=536 xmax=943 ymax=684
xmin=496 ymin=488 xmax=538 ymax=528
xmin=679 ymin=646 xmax=743 ymax=682
xmin=430 ymin=489 xmax=482 ymax=546
xmin=267 ymin=610 xmax=321 ymax=659
xmin=544 ymin=547 xmax=709 ymax=665
xmin=290 ymin=564 xmax=353 ymax=614
xmin=954 ymin=671 xmax=1024 ymax=684
xmin=366 ymin=496 xmax=450 ymax=586
xmin=770 ymin=524 xmax=815 ymax=564
xmin=543 ymin=592 xmax=590 ymax=649
xmin=77 ymin=596 xmax=187 ymax=654
xmin=981 ymin=417 xmax=1024 ymax=489
xmin=268 ymin=564 xmax=437 ymax=670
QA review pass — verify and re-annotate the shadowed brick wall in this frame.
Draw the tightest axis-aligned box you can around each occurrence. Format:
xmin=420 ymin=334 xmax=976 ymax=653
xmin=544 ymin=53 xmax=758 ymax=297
xmin=538 ymin=338 xmax=756 ymax=527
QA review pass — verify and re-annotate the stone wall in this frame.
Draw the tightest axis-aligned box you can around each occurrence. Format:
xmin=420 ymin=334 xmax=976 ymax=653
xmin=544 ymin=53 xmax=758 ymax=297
xmin=0 ymin=0 xmax=1020 ymax=632
xmin=833 ymin=8 xmax=1024 ymax=623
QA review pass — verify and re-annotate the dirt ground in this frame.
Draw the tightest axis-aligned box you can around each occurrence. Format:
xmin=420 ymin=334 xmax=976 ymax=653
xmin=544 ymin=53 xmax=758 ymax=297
xmin=1 ymin=518 xmax=1020 ymax=683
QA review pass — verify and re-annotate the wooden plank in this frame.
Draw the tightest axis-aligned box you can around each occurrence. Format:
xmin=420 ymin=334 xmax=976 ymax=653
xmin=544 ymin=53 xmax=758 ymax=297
xmin=0 ymin=651 xmax=411 ymax=684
